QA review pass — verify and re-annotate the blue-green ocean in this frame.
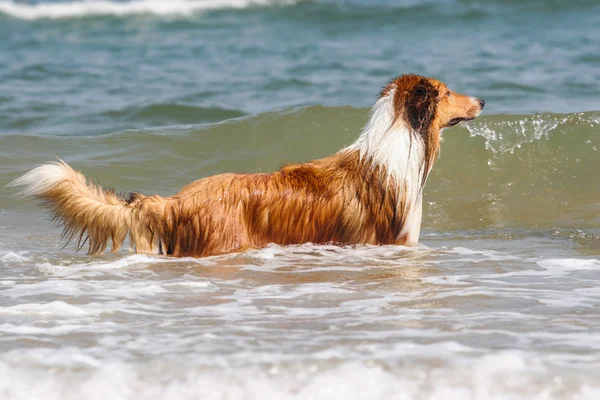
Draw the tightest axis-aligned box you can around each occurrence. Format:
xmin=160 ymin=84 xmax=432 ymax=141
xmin=1 ymin=1 xmax=600 ymax=399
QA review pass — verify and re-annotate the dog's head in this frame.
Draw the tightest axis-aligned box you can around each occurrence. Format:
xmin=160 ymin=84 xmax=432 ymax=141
xmin=383 ymin=74 xmax=485 ymax=133
xmin=373 ymin=74 xmax=484 ymax=182
xmin=349 ymin=74 xmax=484 ymax=186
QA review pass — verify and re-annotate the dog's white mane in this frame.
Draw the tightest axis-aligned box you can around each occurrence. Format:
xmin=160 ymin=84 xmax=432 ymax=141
xmin=343 ymin=87 xmax=427 ymax=242
xmin=345 ymin=88 xmax=425 ymax=194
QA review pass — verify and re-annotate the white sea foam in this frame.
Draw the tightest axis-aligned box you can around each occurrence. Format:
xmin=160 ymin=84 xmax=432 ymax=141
xmin=2 ymin=347 xmax=101 ymax=368
xmin=239 ymin=242 xmax=426 ymax=271
xmin=0 ymin=301 xmax=88 ymax=317
xmin=0 ymin=0 xmax=298 ymax=20
xmin=0 ymin=322 xmax=87 ymax=335
xmin=446 ymin=246 xmax=522 ymax=262
xmin=0 ymin=352 xmax=600 ymax=400
xmin=1 ymin=238 xmax=599 ymax=399
xmin=166 ymin=280 xmax=214 ymax=289
xmin=537 ymin=258 xmax=600 ymax=271
xmin=421 ymin=274 xmax=471 ymax=286
xmin=1 ymin=251 xmax=31 ymax=264
xmin=34 ymin=254 xmax=182 ymax=277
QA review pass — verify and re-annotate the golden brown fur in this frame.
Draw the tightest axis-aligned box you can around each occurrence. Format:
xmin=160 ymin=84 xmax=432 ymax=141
xmin=129 ymin=150 xmax=407 ymax=257
xmin=10 ymin=74 xmax=484 ymax=257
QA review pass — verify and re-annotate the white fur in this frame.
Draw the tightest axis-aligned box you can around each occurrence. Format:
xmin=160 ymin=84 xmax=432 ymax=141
xmin=398 ymin=194 xmax=422 ymax=245
xmin=8 ymin=161 xmax=71 ymax=197
xmin=343 ymin=88 xmax=427 ymax=244
xmin=346 ymin=89 xmax=425 ymax=186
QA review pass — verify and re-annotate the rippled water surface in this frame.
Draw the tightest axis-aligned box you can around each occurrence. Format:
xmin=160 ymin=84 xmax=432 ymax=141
xmin=1 ymin=0 xmax=600 ymax=399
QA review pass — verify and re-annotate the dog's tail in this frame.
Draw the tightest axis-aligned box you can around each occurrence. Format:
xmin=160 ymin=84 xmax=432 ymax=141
xmin=9 ymin=160 xmax=138 ymax=255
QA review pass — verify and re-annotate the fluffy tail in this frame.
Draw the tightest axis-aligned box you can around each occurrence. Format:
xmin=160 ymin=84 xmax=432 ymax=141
xmin=9 ymin=160 xmax=134 ymax=255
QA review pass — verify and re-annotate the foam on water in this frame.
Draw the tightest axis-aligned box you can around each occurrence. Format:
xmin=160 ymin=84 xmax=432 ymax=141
xmin=1 ymin=239 xmax=600 ymax=399
xmin=0 ymin=251 xmax=31 ymax=263
xmin=537 ymin=258 xmax=600 ymax=271
xmin=1 ymin=352 xmax=600 ymax=400
xmin=0 ymin=301 xmax=88 ymax=316
xmin=0 ymin=0 xmax=298 ymax=20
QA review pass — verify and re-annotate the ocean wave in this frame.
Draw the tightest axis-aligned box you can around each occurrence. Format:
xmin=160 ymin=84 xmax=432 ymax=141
xmin=0 ymin=0 xmax=300 ymax=20
xmin=2 ymin=0 xmax=595 ymax=21
xmin=1 ymin=108 xmax=599 ymax=230
xmin=103 ymin=103 xmax=247 ymax=126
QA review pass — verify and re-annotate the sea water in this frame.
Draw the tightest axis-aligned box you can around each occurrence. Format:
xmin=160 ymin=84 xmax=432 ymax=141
xmin=1 ymin=1 xmax=600 ymax=398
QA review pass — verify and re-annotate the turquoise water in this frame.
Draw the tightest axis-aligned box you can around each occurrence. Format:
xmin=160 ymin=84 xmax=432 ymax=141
xmin=1 ymin=1 xmax=600 ymax=399
xmin=1 ymin=0 xmax=600 ymax=137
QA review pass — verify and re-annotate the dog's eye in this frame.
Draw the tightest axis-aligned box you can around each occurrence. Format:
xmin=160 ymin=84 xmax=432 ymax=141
xmin=446 ymin=90 xmax=452 ymax=97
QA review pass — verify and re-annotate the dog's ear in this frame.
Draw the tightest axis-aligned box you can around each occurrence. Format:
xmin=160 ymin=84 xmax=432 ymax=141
xmin=405 ymin=79 xmax=438 ymax=133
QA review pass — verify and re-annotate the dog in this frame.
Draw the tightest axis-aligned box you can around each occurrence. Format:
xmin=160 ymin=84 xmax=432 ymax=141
xmin=10 ymin=74 xmax=484 ymax=257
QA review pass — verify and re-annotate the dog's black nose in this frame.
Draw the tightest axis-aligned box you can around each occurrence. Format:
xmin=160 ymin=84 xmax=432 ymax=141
xmin=478 ymin=99 xmax=486 ymax=109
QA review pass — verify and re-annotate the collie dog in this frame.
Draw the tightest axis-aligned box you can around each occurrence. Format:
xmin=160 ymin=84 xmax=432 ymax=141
xmin=10 ymin=75 xmax=484 ymax=257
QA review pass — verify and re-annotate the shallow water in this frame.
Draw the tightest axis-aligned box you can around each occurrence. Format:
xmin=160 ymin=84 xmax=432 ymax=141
xmin=1 ymin=0 xmax=600 ymax=399
xmin=2 ymin=236 xmax=600 ymax=399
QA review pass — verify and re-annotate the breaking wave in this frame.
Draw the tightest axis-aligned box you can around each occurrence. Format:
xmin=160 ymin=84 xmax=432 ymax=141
xmin=2 ymin=107 xmax=599 ymax=230
xmin=0 ymin=0 xmax=300 ymax=20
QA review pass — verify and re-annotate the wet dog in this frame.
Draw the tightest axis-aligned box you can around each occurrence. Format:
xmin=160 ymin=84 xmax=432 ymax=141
xmin=11 ymin=74 xmax=484 ymax=257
